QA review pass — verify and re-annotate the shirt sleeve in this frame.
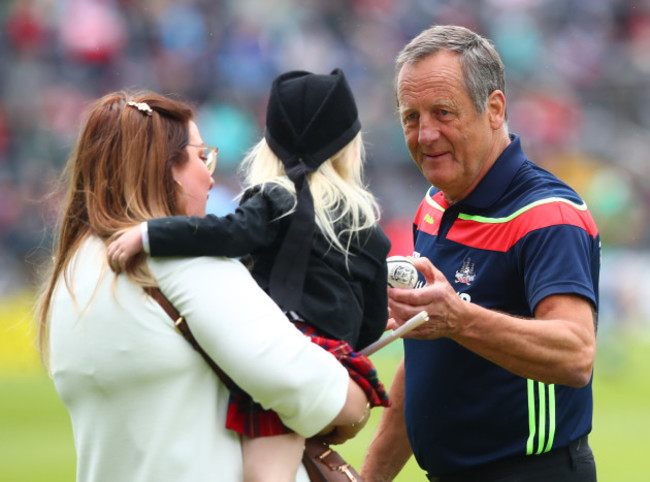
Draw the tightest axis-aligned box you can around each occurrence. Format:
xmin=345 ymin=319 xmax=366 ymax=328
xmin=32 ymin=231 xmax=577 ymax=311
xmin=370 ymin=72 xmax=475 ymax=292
xmin=147 ymin=190 xmax=282 ymax=258
xmin=517 ymin=224 xmax=599 ymax=312
xmin=141 ymin=222 xmax=150 ymax=254
xmin=148 ymin=255 xmax=349 ymax=437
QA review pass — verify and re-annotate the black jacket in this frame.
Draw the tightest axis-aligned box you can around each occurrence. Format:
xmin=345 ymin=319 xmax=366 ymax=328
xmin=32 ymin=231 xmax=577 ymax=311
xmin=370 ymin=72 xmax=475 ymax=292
xmin=148 ymin=185 xmax=391 ymax=350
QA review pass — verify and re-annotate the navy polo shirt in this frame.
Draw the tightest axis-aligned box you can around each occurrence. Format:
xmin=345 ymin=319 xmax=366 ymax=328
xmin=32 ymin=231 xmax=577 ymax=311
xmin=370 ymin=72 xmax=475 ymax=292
xmin=404 ymin=135 xmax=600 ymax=476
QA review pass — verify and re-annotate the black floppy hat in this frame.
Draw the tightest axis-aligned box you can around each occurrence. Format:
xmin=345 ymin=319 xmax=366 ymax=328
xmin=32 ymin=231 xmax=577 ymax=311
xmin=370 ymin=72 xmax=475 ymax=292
xmin=265 ymin=68 xmax=361 ymax=311
xmin=264 ymin=68 xmax=361 ymax=172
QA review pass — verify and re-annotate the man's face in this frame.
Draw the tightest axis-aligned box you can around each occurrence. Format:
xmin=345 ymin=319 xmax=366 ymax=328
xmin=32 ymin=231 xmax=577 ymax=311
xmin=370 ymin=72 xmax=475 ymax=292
xmin=397 ymin=51 xmax=503 ymax=203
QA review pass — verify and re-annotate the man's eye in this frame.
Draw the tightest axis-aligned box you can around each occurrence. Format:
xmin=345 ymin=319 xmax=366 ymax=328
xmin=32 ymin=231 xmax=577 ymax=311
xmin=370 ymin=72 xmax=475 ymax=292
xmin=403 ymin=112 xmax=417 ymax=123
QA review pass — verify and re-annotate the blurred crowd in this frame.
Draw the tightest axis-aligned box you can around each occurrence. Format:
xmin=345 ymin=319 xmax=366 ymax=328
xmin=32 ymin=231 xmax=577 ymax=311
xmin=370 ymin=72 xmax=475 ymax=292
xmin=1 ymin=0 xmax=650 ymax=329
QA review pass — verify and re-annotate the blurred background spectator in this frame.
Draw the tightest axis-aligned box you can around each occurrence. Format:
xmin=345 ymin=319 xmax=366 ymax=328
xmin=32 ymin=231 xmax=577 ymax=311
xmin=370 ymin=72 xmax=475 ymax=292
xmin=1 ymin=0 xmax=649 ymax=333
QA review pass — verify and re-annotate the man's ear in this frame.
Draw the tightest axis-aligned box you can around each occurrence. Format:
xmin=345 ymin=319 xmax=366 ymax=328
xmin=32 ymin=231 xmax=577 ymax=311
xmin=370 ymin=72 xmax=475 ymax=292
xmin=487 ymin=90 xmax=506 ymax=129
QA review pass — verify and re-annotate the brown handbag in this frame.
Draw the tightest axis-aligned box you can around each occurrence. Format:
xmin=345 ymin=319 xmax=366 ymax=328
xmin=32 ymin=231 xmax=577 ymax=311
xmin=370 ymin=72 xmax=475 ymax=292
xmin=147 ymin=287 xmax=364 ymax=482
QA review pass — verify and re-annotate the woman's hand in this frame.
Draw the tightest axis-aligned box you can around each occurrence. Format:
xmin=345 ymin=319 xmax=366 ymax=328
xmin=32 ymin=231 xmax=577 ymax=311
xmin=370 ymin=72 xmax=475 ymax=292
xmin=316 ymin=377 xmax=371 ymax=445
xmin=106 ymin=225 xmax=144 ymax=272
xmin=316 ymin=400 xmax=370 ymax=445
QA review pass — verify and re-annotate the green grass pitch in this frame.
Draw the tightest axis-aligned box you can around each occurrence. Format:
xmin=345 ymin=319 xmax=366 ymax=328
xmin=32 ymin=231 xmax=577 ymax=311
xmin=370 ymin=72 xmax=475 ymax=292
xmin=2 ymin=293 xmax=649 ymax=481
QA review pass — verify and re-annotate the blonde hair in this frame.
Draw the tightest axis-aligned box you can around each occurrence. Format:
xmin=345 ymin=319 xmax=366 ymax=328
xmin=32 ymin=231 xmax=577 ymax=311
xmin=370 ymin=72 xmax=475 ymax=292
xmin=35 ymin=90 xmax=195 ymax=366
xmin=239 ymin=132 xmax=381 ymax=258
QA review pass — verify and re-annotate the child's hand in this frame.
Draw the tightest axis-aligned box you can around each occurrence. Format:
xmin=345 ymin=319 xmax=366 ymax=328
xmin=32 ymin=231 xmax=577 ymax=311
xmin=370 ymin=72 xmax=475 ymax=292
xmin=107 ymin=225 xmax=144 ymax=272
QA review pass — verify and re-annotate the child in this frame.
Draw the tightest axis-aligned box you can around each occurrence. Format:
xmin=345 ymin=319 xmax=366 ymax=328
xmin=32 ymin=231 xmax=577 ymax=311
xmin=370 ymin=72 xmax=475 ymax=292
xmin=107 ymin=68 xmax=391 ymax=481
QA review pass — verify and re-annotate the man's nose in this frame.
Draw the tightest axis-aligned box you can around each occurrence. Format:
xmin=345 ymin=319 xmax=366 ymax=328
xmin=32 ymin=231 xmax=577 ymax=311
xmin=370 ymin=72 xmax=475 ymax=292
xmin=418 ymin=117 xmax=441 ymax=145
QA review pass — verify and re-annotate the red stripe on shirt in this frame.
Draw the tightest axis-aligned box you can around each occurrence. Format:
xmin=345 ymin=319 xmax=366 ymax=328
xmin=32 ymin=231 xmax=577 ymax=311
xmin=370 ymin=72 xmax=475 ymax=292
xmin=447 ymin=202 xmax=599 ymax=252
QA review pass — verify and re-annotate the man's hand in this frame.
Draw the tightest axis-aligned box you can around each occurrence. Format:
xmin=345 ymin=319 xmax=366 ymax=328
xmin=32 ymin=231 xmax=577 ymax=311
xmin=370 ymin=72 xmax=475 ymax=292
xmin=107 ymin=225 xmax=144 ymax=272
xmin=388 ymin=256 xmax=467 ymax=340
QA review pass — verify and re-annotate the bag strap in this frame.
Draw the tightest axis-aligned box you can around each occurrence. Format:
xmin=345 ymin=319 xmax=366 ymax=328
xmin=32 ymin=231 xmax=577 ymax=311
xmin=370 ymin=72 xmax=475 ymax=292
xmin=145 ymin=287 xmax=234 ymax=390
xmin=303 ymin=438 xmax=363 ymax=482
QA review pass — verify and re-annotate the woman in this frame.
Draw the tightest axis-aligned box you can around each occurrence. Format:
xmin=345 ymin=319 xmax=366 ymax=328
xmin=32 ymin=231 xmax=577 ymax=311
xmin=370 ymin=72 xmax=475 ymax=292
xmin=107 ymin=69 xmax=391 ymax=481
xmin=35 ymin=91 xmax=369 ymax=481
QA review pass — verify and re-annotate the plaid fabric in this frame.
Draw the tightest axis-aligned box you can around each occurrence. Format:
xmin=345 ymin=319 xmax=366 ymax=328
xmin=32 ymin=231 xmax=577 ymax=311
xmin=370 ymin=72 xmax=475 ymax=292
xmin=225 ymin=320 xmax=391 ymax=437
xmin=294 ymin=322 xmax=391 ymax=408
xmin=225 ymin=388 xmax=290 ymax=437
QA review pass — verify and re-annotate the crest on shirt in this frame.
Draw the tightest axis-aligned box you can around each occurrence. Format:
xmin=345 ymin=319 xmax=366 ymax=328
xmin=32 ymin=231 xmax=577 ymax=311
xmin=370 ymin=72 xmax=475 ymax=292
xmin=455 ymin=258 xmax=476 ymax=285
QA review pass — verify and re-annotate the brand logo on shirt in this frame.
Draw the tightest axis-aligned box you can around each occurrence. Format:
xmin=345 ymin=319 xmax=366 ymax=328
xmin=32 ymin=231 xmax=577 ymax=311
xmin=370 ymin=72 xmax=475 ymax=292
xmin=423 ymin=213 xmax=435 ymax=224
xmin=455 ymin=258 xmax=476 ymax=285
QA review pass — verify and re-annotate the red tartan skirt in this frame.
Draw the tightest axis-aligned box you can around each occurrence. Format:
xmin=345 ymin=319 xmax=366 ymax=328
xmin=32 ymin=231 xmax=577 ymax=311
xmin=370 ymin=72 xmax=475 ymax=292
xmin=225 ymin=321 xmax=391 ymax=437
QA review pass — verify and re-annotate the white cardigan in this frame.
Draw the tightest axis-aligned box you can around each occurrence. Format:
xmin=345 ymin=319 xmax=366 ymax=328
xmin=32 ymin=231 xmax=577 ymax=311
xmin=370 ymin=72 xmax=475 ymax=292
xmin=49 ymin=236 xmax=348 ymax=482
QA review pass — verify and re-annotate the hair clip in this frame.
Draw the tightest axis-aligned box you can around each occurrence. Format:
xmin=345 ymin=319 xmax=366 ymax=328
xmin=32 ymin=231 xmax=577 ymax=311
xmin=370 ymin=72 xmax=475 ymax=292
xmin=127 ymin=101 xmax=153 ymax=116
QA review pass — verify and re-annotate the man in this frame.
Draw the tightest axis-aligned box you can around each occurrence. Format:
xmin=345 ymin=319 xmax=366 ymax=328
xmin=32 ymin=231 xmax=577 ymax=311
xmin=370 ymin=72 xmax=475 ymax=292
xmin=361 ymin=25 xmax=599 ymax=481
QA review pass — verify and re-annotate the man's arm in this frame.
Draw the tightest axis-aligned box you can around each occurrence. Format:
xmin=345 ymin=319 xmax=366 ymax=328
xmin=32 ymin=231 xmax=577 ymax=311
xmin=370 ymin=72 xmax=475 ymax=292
xmin=360 ymin=358 xmax=413 ymax=481
xmin=389 ymin=258 xmax=596 ymax=387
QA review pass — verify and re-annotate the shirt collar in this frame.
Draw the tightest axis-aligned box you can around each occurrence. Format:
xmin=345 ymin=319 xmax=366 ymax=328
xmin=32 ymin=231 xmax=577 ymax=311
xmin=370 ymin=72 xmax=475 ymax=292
xmin=459 ymin=133 xmax=526 ymax=210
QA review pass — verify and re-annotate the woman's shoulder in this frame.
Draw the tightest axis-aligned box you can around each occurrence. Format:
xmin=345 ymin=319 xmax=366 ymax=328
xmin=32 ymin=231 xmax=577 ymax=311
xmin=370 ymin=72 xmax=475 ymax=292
xmin=147 ymin=255 xmax=265 ymax=314
xmin=71 ymin=235 xmax=107 ymax=273
xmin=148 ymin=255 xmax=250 ymax=283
